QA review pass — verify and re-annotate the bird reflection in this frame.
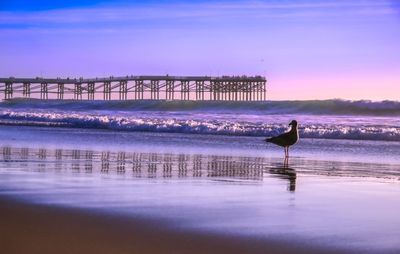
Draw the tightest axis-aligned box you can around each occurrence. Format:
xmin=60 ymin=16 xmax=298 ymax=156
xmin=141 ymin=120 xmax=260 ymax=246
xmin=269 ymin=158 xmax=297 ymax=192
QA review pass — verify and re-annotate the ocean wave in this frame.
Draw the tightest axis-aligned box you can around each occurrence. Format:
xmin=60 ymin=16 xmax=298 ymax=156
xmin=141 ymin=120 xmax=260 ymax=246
xmin=0 ymin=111 xmax=399 ymax=141
xmin=1 ymin=98 xmax=400 ymax=116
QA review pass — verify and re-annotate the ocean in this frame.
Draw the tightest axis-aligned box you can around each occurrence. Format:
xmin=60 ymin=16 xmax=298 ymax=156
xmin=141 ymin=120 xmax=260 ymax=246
xmin=0 ymin=99 xmax=399 ymax=141
xmin=0 ymin=99 xmax=399 ymax=253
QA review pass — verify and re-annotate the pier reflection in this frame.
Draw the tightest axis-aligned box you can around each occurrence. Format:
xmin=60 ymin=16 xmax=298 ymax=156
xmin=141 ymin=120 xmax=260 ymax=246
xmin=2 ymin=146 xmax=399 ymax=192
xmin=0 ymin=146 xmax=266 ymax=182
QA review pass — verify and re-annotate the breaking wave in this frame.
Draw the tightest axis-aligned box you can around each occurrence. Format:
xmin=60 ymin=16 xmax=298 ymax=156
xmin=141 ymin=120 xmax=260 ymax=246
xmin=1 ymin=98 xmax=400 ymax=116
xmin=0 ymin=111 xmax=399 ymax=141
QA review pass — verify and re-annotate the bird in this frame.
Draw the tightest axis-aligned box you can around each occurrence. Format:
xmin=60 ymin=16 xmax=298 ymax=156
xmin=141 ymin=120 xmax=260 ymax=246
xmin=265 ymin=120 xmax=299 ymax=158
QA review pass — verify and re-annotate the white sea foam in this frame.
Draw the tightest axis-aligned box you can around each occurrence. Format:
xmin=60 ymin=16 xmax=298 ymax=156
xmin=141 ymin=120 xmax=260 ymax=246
xmin=0 ymin=110 xmax=399 ymax=141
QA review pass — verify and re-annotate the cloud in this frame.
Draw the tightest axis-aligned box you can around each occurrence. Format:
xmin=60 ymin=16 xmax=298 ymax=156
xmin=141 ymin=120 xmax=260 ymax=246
xmin=0 ymin=0 xmax=397 ymax=28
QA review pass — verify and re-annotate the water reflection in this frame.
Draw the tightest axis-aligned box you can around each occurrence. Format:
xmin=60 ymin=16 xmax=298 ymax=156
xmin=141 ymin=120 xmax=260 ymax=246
xmin=1 ymin=146 xmax=399 ymax=194
xmin=0 ymin=146 xmax=265 ymax=182
xmin=269 ymin=162 xmax=297 ymax=192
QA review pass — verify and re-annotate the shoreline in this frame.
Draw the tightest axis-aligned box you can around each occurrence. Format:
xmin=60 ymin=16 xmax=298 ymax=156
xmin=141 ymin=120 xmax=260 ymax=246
xmin=0 ymin=196 xmax=347 ymax=254
xmin=0 ymin=125 xmax=399 ymax=167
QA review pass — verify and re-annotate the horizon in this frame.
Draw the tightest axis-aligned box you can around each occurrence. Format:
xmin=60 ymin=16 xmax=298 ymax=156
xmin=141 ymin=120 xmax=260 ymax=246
xmin=0 ymin=0 xmax=399 ymax=100
xmin=1 ymin=96 xmax=399 ymax=103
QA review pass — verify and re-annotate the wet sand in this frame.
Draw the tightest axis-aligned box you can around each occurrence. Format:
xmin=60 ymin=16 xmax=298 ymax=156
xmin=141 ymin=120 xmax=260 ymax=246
xmin=0 ymin=197 xmax=344 ymax=254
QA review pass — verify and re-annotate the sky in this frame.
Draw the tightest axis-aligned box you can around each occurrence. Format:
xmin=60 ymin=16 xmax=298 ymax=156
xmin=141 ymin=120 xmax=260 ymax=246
xmin=0 ymin=0 xmax=399 ymax=100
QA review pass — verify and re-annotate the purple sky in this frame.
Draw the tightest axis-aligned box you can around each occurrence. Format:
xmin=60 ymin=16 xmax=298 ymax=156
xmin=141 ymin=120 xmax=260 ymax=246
xmin=0 ymin=0 xmax=399 ymax=100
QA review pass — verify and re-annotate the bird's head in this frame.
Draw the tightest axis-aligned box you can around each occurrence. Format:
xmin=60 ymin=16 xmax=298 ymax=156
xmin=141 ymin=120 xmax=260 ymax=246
xmin=289 ymin=120 xmax=298 ymax=127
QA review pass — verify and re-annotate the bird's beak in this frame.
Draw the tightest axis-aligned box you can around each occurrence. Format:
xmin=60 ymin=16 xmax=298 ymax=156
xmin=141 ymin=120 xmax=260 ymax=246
xmin=288 ymin=123 xmax=292 ymax=126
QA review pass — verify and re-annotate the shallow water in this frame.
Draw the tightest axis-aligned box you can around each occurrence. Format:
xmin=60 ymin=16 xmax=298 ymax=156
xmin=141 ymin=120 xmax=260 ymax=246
xmin=0 ymin=126 xmax=400 ymax=253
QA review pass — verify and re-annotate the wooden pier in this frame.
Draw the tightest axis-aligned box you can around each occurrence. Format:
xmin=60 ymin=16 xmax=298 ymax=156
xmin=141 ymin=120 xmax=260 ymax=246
xmin=0 ymin=75 xmax=267 ymax=101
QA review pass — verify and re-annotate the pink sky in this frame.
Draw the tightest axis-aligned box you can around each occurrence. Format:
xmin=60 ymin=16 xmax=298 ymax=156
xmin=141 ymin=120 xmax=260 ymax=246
xmin=0 ymin=0 xmax=399 ymax=100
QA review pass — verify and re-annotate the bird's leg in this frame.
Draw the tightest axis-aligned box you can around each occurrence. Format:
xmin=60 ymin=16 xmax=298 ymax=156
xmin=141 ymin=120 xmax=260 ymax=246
xmin=284 ymin=156 xmax=288 ymax=167
xmin=287 ymin=147 xmax=290 ymax=158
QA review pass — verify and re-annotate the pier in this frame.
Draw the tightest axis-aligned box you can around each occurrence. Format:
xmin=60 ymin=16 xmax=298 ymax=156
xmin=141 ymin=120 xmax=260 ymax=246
xmin=0 ymin=75 xmax=267 ymax=101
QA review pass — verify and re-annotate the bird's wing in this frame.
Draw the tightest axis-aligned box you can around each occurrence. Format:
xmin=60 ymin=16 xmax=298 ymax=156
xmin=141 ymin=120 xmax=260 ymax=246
xmin=266 ymin=132 xmax=291 ymax=146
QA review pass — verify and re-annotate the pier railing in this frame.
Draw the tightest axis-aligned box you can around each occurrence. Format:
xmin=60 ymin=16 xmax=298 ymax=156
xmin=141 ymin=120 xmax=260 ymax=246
xmin=0 ymin=75 xmax=267 ymax=101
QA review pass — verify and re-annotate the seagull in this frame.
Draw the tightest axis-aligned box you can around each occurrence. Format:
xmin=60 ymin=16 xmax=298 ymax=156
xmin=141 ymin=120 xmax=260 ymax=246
xmin=265 ymin=120 xmax=299 ymax=158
